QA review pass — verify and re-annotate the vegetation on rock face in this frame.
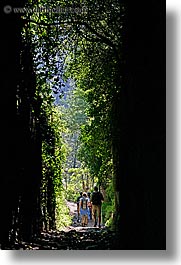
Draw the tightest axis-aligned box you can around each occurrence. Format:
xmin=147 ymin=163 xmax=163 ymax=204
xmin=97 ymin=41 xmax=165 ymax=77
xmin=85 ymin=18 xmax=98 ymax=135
xmin=1 ymin=0 xmax=123 ymax=241
xmin=14 ymin=0 xmax=123 ymax=233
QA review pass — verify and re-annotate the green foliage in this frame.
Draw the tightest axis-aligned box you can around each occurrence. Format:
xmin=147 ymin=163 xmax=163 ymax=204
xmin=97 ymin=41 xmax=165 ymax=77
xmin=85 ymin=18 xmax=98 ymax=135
xmin=65 ymin=167 xmax=92 ymax=201
xmin=39 ymin=91 xmax=69 ymax=229
xmin=23 ymin=0 xmax=125 ymax=229
xmin=102 ymin=181 xmax=115 ymax=227
xmin=59 ymin=86 xmax=88 ymax=169
xmin=55 ymin=191 xmax=72 ymax=230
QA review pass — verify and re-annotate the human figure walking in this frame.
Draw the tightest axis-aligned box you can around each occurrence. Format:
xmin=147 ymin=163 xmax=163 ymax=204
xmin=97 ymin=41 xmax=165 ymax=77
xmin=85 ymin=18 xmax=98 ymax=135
xmin=91 ymin=186 xmax=104 ymax=228
xmin=87 ymin=192 xmax=92 ymax=220
xmin=79 ymin=192 xmax=89 ymax=227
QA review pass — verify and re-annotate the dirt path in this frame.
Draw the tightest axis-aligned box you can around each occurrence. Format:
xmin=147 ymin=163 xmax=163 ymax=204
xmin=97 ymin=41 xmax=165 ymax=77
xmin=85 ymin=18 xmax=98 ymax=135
xmin=6 ymin=201 xmax=115 ymax=250
xmin=65 ymin=200 xmax=95 ymax=230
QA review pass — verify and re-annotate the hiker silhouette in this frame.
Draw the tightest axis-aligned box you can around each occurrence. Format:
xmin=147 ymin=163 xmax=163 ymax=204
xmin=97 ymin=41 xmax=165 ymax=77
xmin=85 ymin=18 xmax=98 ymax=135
xmin=91 ymin=186 xmax=104 ymax=228
xmin=79 ymin=192 xmax=89 ymax=227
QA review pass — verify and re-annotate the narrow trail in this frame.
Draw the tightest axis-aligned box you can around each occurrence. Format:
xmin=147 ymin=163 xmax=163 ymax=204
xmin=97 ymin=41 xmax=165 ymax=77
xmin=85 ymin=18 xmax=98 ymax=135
xmin=65 ymin=200 xmax=96 ymax=230
xmin=13 ymin=201 xmax=115 ymax=250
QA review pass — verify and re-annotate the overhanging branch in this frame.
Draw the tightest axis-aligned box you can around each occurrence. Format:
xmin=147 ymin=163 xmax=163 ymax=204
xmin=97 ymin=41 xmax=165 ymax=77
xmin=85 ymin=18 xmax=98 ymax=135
xmin=26 ymin=18 xmax=119 ymax=57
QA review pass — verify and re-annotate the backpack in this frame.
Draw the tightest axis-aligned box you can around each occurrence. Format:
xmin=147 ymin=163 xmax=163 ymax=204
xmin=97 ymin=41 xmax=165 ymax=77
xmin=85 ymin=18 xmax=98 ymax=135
xmin=81 ymin=197 xmax=88 ymax=210
xmin=91 ymin=191 xmax=103 ymax=205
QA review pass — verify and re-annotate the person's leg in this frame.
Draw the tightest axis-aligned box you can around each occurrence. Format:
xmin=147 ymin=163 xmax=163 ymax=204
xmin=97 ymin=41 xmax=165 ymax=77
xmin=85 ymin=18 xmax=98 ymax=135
xmin=82 ymin=215 xmax=85 ymax=226
xmin=89 ymin=206 xmax=92 ymax=220
xmin=88 ymin=207 xmax=90 ymax=220
xmin=77 ymin=204 xmax=80 ymax=221
xmin=91 ymin=207 xmax=92 ymax=220
xmin=92 ymin=205 xmax=97 ymax=226
xmin=85 ymin=214 xmax=88 ymax=225
xmin=97 ymin=205 xmax=101 ymax=227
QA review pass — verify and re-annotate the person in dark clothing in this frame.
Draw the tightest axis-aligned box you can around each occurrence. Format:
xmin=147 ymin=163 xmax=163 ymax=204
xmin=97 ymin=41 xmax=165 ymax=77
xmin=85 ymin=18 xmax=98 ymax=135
xmin=87 ymin=192 xmax=92 ymax=220
xmin=76 ymin=192 xmax=82 ymax=222
xmin=91 ymin=186 xmax=104 ymax=228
